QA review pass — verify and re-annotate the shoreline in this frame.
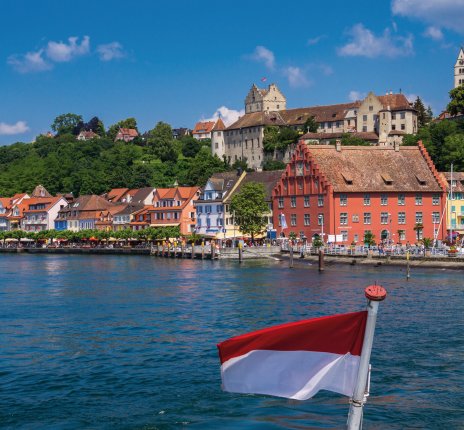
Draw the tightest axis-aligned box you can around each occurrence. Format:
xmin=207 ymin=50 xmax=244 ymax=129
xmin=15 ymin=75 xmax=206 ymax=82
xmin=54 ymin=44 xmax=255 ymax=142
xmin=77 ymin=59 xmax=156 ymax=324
xmin=2 ymin=247 xmax=464 ymax=269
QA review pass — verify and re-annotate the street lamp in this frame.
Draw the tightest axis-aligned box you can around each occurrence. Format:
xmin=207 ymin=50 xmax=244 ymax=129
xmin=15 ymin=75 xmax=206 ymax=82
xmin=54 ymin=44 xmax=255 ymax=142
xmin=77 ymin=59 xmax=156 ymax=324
xmin=318 ymin=214 xmax=324 ymax=244
xmin=388 ymin=213 xmax=392 ymax=245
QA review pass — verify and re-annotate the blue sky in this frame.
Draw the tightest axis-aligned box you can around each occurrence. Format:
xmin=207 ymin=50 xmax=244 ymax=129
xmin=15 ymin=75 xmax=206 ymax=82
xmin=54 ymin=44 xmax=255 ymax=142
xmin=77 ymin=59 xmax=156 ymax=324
xmin=1 ymin=0 xmax=463 ymax=145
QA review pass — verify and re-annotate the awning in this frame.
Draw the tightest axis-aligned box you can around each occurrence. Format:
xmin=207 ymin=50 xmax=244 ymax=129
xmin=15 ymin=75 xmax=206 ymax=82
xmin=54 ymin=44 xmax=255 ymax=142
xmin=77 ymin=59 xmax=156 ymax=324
xmin=150 ymin=223 xmax=181 ymax=227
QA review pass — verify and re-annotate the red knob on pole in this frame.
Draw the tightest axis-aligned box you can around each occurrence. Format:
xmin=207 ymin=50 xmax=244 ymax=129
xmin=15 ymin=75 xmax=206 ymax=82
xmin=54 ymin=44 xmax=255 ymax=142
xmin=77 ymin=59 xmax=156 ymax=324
xmin=365 ymin=285 xmax=387 ymax=301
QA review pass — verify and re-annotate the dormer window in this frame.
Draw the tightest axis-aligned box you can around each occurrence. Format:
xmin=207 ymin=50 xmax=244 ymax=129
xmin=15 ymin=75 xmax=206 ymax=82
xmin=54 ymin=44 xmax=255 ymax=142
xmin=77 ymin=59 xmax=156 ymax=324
xmin=416 ymin=175 xmax=427 ymax=186
xmin=381 ymin=173 xmax=393 ymax=185
xmin=342 ymin=173 xmax=353 ymax=185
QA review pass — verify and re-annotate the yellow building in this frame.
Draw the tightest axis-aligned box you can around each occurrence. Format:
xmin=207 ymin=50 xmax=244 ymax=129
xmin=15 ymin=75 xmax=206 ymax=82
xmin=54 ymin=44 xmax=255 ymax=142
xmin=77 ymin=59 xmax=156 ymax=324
xmin=441 ymin=172 xmax=464 ymax=241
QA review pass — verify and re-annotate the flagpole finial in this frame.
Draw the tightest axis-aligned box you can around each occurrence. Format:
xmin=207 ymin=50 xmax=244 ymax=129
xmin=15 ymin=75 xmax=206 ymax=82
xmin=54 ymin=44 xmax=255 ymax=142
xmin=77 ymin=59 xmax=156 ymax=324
xmin=364 ymin=285 xmax=387 ymax=301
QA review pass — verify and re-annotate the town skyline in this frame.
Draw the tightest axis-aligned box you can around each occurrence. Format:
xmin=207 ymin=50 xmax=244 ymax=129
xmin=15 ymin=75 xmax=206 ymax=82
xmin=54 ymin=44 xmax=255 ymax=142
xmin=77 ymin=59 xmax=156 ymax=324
xmin=1 ymin=0 xmax=464 ymax=146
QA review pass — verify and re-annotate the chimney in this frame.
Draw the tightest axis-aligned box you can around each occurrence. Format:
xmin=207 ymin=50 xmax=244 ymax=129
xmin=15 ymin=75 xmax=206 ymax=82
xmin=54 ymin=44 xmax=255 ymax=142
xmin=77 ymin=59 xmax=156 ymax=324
xmin=335 ymin=139 xmax=342 ymax=152
xmin=394 ymin=140 xmax=400 ymax=152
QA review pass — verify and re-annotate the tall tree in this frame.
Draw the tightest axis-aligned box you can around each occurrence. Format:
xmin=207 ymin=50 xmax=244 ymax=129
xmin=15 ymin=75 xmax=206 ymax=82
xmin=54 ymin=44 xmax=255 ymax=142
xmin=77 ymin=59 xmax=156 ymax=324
xmin=413 ymin=96 xmax=429 ymax=128
xmin=85 ymin=116 xmax=105 ymax=136
xmin=51 ymin=113 xmax=83 ymax=135
xmin=146 ymin=121 xmax=178 ymax=162
xmin=230 ymin=182 xmax=269 ymax=242
xmin=447 ymin=86 xmax=464 ymax=116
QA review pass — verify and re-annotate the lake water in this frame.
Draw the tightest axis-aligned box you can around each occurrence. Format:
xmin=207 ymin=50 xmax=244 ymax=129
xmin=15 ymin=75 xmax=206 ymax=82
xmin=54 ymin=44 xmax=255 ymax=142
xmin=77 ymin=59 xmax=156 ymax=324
xmin=1 ymin=254 xmax=463 ymax=429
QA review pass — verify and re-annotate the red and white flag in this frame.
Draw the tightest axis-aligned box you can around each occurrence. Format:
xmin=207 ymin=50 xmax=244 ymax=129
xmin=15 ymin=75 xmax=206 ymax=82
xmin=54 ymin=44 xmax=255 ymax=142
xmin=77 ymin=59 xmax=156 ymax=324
xmin=261 ymin=77 xmax=267 ymax=82
xmin=217 ymin=311 xmax=367 ymax=400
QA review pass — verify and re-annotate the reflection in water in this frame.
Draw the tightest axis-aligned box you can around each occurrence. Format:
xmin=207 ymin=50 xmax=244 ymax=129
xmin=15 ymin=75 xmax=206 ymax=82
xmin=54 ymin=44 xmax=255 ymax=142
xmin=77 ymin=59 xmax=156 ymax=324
xmin=0 ymin=254 xmax=463 ymax=429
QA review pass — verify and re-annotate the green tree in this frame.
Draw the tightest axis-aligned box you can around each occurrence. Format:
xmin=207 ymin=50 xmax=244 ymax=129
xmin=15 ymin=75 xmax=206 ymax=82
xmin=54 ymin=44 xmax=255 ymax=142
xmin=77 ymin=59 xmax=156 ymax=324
xmin=413 ymin=96 xmax=430 ymax=128
xmin=447 ymin=85 xmax=464 ymax=116
xmin=263 ymin=160 xmax=286 ymax=171
xmin=440 ymin=133 xmax=464 ymax=171
xmin=302 ymin=116 xmax=318 ymax=133
xmin=340 ymin=133 xmax=370 ymax=146
xmin=187 ymin=147 xmax=227 ymax=186
xmin=107 ymin=118 xmax=138 ymax=141
xmin=146 ymin=121 xmax=179 ymax=162
xmin=263 ymin=126 xmax=280 ymax=153
xmin=180 ymin=135 xmax=201 ymax=158
xmin=364 ymin=231 xmax=376 ymax=247
xmin=230 ymin=182 xmax=269 ymax=242
xmin=85 ymin=116 xmax=106 ymax=136
xmin=51 ymin=113 xmax=83 ymax=135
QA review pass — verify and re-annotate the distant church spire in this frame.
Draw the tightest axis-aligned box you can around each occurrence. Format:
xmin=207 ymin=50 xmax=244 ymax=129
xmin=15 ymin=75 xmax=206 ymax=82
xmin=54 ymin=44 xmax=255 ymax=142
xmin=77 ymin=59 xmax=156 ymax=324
xmin=454 ymin=47 xmax=464 ymax=88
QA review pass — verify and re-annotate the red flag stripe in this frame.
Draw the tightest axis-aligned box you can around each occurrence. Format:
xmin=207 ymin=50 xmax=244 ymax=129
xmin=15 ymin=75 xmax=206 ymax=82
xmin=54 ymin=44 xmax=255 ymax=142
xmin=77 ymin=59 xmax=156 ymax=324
xmin=217 ymin=311 xmax=367 ymax=364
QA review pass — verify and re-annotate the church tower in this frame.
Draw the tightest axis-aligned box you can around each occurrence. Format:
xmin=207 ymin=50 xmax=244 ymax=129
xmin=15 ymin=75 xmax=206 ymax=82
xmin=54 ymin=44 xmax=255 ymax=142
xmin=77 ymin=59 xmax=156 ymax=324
xmin=454 ymin=47 xmax=464 ymax=88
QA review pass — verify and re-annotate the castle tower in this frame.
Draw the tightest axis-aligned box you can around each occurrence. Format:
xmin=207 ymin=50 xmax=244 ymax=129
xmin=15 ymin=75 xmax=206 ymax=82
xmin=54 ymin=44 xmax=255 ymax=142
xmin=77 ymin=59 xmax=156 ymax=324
xmin=211 ymin=118 xmax=226 ymax=160
xmin=244 ymin=83 xmax=286 ymax=113
xmin=454 ymin=47 xmax=464 ymax=88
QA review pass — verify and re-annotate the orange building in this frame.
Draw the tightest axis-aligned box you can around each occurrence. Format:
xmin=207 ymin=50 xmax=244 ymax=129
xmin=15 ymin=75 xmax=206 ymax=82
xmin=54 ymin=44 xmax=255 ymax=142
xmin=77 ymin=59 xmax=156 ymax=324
xmin=272 ymin=140 xmax=447 ymax=245
xmin=148 ymin=187 xmax=199 ymax=235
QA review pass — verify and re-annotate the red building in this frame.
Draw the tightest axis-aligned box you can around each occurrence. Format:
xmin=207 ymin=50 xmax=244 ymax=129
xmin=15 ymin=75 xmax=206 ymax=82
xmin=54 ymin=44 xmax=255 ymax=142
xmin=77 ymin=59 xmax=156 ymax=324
xmin=272 ymin=141 xmax=447 ymax=245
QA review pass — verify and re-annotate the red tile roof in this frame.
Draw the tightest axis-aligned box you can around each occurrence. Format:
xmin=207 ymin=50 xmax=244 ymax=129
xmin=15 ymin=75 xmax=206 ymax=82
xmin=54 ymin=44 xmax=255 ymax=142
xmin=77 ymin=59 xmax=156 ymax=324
xmin=293 ymin=142 xmax=443 ymax=193
xmin=119 ymin=128 xmax=138 ymax=137
xmin=193 ymin=121 xmax=215 ymax=135
xmin=212 ymin=118 xmax=226 ymax=131
xmin=107 ymin=188 xmax=129 ymax=202
xmin=377 ymin=94 xmax=412 ymax=111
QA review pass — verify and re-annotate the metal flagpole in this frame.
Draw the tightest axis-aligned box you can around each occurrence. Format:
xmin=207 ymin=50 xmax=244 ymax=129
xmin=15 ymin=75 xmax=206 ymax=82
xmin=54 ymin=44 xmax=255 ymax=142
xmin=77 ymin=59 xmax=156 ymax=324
xmin=347 ymin=285 xmax=387 ymax=430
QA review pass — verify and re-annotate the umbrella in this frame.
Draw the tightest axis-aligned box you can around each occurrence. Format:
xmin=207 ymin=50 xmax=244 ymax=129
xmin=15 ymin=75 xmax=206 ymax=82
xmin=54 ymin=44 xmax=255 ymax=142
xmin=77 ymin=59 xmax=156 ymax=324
xmin=5 ymin=238 xmax=19 ymax=242
xmin=20 ymin=238 xmax=34 ymax=242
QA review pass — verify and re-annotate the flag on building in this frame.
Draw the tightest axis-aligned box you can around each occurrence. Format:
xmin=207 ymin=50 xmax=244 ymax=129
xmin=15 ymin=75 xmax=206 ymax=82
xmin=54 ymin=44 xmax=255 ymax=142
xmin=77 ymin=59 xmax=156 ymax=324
xmin=280 ymin=213 xmax=287 ymax=229
xmin=261 ymin=77 xmax=267 ymax=82
xmin=217 ymin=311 xmax=367 ymax=400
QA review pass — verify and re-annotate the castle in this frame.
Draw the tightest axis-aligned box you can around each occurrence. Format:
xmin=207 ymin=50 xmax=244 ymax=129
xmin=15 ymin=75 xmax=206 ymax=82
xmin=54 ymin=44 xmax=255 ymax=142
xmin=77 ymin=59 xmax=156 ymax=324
xmin=212 ymin=84 xmax=417 ymax=170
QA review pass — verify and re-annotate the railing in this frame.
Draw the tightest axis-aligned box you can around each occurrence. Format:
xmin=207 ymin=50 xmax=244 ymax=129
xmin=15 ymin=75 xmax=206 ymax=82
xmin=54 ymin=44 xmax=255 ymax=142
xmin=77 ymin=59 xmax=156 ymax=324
xmin=280 ymin=243 xmax=463 ymax=258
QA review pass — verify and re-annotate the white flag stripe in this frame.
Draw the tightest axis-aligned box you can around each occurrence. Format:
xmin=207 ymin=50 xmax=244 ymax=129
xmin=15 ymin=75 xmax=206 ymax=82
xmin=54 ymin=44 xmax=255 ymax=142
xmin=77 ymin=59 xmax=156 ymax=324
xmin=221 ymin=350 xmax=360 ymax=400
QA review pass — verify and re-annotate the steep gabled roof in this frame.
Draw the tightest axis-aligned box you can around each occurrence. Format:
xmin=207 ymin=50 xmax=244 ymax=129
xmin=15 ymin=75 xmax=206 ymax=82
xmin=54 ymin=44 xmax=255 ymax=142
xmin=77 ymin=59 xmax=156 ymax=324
xmin=31 ymin=185 xmax=52 ymax=198
xmin=212 ymin=118 xmax=226 ymax=131
xmin=301 ymin=143 xmax=443 ymax=193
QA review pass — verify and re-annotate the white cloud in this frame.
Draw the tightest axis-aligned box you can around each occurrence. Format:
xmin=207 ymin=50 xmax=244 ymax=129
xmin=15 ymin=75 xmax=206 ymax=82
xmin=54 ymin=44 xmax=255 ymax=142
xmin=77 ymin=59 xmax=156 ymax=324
xmin=7 ymin=49 xmax=52 ymax=73
xmin=205 ymin=106 xmax=245 ymax=126
xmin=249 ymin=45 xmax=275 ymax=70
xmin=392 ymin=0 xmax=464 ymax=34
xmin=46 ymin=36 xmax=90 ymax=62
xmin=423 ymin=26 xmax=444 ymax=41
xmin=338 ymin=24 xmax=414 ymax=58
xmin=348 ymin=90 xmax=366 ymax=101
xmin=0 ymin=121 xmax=29 ymax=135
xmin=283 ymin=66 xmax=310 ymax=88
xmin=307 ymin=35 xmax=326 ymax=46
xmin=97 ymin=42 xmax=125 ymax=61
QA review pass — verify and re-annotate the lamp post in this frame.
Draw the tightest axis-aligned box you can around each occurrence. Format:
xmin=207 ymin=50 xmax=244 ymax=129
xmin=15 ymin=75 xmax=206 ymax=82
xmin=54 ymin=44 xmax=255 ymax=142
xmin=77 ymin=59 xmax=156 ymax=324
xmin=318 ymin=214 xmax=324 ymax=244
xmin=388 ymin=213 xmax=392 ymax=246
xmin=233 ymin=210 xmax=236 ymax=248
